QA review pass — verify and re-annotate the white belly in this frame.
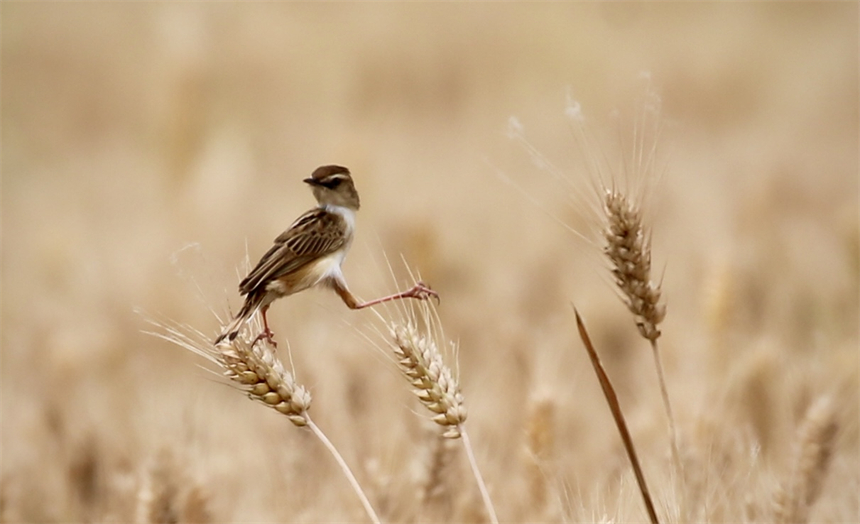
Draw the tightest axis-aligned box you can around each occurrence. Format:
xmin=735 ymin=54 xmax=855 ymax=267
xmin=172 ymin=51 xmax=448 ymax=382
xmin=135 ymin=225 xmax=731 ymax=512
xmin=307 ymin=249 xmax=348 ymax=286
xmin=264 ymin=248 xmax=348 ymax=297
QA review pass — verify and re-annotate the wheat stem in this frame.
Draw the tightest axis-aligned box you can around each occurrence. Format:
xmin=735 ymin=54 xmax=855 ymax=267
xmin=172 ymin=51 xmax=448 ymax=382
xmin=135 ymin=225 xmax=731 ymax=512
xmin=307 ymin=418 xmax=381 ymax=524
xmin=460 ymin=427 xmax=499 ymax=524
xmin=651 ymin=339 xmax=683 ymax=489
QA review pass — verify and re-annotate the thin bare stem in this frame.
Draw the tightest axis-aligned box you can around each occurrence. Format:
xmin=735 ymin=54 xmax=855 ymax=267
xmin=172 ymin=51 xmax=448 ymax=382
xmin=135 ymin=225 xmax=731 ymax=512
xmin=307 ymin=418 xmax=381 ymax=524
xmin=574 ymin=307 xmax=659 ymax=524
xmin=651 ymin=338 xmax=683 ymax=491
xmin=460 ymin=427 xmax=499 ymax=524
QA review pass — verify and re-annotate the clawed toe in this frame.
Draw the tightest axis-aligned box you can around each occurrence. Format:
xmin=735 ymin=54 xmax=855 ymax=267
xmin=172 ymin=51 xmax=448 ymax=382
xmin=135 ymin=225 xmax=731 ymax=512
xmin=411 ymin=281 xmax=440 ymax=304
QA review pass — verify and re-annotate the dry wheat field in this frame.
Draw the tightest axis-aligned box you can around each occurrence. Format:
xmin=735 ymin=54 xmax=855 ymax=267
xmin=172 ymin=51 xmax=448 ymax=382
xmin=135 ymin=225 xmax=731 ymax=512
xmin=2 ymin=3 xmax=858 ymax=523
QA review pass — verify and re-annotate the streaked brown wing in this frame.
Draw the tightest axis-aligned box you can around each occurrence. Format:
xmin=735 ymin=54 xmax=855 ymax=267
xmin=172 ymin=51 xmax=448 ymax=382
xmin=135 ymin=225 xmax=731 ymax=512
xmin=238 ymin=208 xmax=347 ymax=295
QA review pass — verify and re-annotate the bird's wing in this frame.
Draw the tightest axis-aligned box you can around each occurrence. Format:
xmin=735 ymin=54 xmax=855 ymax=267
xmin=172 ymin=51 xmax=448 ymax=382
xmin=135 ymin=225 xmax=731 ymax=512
xmin=238 ymin=208 xmax=348 ymax=295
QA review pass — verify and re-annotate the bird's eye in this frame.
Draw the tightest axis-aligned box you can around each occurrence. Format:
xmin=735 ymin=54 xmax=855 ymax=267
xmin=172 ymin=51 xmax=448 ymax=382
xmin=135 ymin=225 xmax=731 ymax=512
xmin=327 ymin=178 xmax=342 ymax=188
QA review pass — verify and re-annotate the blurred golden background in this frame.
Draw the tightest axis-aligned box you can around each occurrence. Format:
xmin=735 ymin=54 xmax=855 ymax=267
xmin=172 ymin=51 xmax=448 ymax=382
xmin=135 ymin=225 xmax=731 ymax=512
xmin=2 ymin=3 xmax=857 ymax=522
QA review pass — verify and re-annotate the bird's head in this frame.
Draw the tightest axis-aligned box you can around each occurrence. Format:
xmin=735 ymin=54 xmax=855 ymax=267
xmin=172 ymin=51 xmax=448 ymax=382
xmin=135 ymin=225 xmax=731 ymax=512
xmin=304 ymin=165 xmax=360 ymax=210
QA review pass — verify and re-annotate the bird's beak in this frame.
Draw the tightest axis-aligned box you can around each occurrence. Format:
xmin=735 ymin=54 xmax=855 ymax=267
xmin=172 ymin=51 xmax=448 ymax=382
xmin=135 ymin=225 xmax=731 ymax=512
xmin=303 ymin=178 xmax=320 ymax=186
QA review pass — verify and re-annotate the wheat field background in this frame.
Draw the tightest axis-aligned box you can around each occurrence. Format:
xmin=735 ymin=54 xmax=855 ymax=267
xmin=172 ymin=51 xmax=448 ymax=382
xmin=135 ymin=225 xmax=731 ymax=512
xmin=2 ymin=3 xmax=858 ymax=523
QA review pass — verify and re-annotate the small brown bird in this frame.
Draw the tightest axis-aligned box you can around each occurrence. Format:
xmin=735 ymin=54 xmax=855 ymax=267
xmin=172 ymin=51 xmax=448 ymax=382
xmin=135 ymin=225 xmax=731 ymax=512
xmin=216 ymin=165 xmax=437 ymax=345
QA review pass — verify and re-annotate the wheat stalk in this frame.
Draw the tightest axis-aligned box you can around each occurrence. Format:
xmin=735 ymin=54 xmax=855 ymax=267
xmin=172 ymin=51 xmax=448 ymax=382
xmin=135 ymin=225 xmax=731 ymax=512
xmin=147 ymin=316 xmax=380 ymax=524
xmin=379 ymin=300 xmax=498 ymax=524
xmin=773 ymin=396 xmax=839 ymax=524
xmin=518 ymin=86 xmax=682 ymax=494
xmin=602 ymin=189 xmax=682 ymax=491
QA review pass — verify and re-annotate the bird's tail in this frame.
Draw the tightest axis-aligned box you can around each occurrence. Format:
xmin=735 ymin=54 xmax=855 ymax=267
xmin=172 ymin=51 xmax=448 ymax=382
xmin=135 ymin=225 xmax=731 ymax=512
xmin=214 ymin=295 xmax=260 ymax=345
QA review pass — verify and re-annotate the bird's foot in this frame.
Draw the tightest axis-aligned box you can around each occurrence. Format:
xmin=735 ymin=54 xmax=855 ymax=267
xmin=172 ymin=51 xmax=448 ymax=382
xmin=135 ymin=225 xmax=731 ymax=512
xmin=252 ymin=328 xmax=278 ymax=348
xmin=405 ymin=281 xmax=440 ymax=304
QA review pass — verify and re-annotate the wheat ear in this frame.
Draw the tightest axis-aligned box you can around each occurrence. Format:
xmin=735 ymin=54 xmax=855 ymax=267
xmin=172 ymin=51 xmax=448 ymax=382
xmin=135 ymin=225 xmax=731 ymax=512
xmin=603 ymin=190 xmax=681 ymax=484
xmin=148 ymin=318 xmax=380 ymax=524
xmin=773 ymin=396 xmax=839 ymax=524
xmin=602 ymin=190 xmax=666 ymax=342
xmin=385 ymin=308 xmax=498 ymax=524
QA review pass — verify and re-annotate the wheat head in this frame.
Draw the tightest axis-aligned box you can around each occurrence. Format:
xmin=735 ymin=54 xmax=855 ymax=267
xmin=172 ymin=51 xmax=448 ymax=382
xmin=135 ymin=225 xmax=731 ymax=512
xmin=151 ymin=316 xmax=311 ymax=427
xmin=603 ymin=190 xmax=666 ymax=342
xmin=213 ymin=334 xmax=312 ymax=427
xmin=390 ymin=321 xmax=467 ymax=439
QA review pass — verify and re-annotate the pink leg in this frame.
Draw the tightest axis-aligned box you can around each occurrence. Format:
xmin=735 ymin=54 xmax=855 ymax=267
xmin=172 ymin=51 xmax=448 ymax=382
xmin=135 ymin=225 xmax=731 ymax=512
xmin=334 ymin=280 xmax=439 ymax=310
xmin=252 ymin=305 xmax=278 ymax=347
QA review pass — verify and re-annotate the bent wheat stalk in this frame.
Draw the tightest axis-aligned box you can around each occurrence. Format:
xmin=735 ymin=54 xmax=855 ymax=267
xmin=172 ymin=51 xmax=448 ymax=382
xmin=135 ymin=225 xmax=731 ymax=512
xmin=147 ymin=317 xmax=380 ymax=524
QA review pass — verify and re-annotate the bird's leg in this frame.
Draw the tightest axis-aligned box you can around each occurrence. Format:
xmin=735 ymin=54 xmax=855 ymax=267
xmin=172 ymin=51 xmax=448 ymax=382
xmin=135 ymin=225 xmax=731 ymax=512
xmin=334 ymin=280 xmax=439 ymax=310
xmin=252 ymin=305 xmax=278 ymax=347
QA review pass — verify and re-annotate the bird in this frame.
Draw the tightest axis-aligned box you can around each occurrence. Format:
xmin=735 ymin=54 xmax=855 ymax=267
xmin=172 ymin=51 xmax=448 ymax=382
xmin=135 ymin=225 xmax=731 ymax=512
xmin=215 ymin=165 xmax=438 ymax=346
